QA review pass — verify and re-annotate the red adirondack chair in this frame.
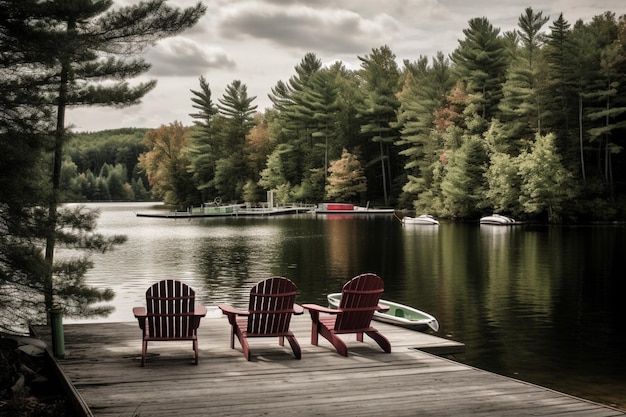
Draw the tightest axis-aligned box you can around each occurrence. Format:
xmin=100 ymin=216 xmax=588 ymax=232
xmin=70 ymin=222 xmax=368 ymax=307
xmin=303 ymin=273 xmax=391 ymax=356
xmin=132 ymin=280 xmax=207 ymax=366
xmin=218 ymin=277 xmax=304 ymax=361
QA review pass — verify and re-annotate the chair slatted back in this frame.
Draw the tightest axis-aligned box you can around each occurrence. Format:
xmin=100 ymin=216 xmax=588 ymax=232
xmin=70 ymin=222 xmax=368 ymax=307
xmin=247 ymin=277 xmax=298 ymax=336
xmin=146 ymin=280 xmax=196 ymax=339
xmin=335 ymin=273 xmax=384 ymax=331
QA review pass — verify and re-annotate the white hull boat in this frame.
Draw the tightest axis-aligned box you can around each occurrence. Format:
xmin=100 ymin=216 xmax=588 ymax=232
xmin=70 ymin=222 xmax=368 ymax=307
xmin=402 ymin=214 xmax=439 ymax=225
xmin=327 ymin=293 xmax=439 ymax=332
xmin=480 ymin=214 xmax=519 ymax=225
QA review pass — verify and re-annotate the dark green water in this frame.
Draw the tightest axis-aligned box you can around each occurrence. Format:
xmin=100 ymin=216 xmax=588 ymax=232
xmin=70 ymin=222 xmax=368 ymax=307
xmin=76 ymin=203 xmax=626 ymax=409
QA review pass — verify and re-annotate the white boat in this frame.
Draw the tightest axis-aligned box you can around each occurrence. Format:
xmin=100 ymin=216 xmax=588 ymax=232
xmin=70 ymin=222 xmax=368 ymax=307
xmin=327 ymin=293 xmax=439 ymax=332
xmin=402 ymin=214 xmax=439 ymax=225
xmin=479 ymin=214 xmax=518 ymax=225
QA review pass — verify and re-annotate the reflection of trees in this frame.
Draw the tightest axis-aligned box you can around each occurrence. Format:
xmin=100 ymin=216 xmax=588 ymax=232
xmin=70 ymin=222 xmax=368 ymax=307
xmin=399 ymin=225 xmax=443 ymax=316
xmin=324 ymin=218 xmax=360 ymax=278
xmin=195 ymin=224 xmax=281 ymax=307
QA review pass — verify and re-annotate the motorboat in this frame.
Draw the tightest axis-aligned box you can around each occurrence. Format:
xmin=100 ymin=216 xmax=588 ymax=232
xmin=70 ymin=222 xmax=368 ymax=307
xmin=402 ymin=214 xmax=439 ymax=225
xmin=479 ymin=214 xmax=518 ymax=225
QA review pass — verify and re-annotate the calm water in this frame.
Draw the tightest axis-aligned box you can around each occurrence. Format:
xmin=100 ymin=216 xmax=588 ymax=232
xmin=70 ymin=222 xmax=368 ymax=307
xmin=69 ymin=202 xmax=626 ymax=410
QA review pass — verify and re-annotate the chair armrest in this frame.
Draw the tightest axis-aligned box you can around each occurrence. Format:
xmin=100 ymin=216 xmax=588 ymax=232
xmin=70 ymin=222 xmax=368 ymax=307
xmin=377 ymin=304 xmax=390 ymax=313
xmin=293 ymin=303 xmax=304 ymax=315
xmin=132 ymin=307 xmax=147 ymax=330
xmin=194 ymin=305 xmax=208 ymax=317
xmin=302 ymin=303 xmax=338 ymax=315
xmin=132 ymin=306 xmax=147 ymax=318
xmin=217 ymin=304 xmax=249 ymax=317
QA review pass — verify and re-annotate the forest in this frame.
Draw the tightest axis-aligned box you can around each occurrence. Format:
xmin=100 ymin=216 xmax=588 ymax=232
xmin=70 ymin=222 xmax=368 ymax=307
xmin=62 ymin=8 xmax=626 ymax=223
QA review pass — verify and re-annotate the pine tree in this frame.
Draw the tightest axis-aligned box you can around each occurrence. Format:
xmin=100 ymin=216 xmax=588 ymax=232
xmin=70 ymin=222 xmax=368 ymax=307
xmin=440 ymin=138 xmax=488 ymax=218
xmin=396 ymin=53 xmax=453 ymax=206
xmin=31 ymin=0 xmax=206 ymax=315
xmin=214 ymin=80 xmax=258 ymax=201
xmin=358 ymin=45 xmax=402 ymax=205
xmin=544 ymin=14 xmax=580 ymax=167
xmin=188 ymin=76 xmax=219 ymax=202
xmin=3 ymin=1 xmax=210 ymax=329
xmin=451 ymin=17 xmax=509 ymax=123
xmin=498 ymin=7 xmax=550 ymax=147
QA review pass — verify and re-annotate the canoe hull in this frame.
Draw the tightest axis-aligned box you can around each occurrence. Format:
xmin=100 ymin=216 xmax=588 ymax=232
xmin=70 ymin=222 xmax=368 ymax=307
xmin=327 ymin=293 xmax=439 ymax=332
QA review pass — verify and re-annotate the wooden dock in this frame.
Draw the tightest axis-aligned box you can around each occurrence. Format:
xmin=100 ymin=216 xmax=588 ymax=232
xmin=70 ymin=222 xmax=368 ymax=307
xmin=35 ymin=315 xmax=624 ymax=417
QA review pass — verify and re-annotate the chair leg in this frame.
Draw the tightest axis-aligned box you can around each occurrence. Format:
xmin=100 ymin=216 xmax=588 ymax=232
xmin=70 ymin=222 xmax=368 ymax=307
xmin=193 ymin=339 xmax=199 ymax=365
xmin=311 ymin=322 xmax=319 ymax=345
xmin=286 ymin=334 xmax=301 ymax=360
xmin=232 ymin=327 xmax=250 ymax=360
xmin=365 ymin=330 xmax=391 ymax=353
xmin=329 ymin=333 xmax=348 ymax=357
xmin=318 ymin=326 xmax=347 ymax=356
xmin=240 ymin=336 xmax=250 ymax=361
xmin=141 ymin=340 xmax=147 ymax=367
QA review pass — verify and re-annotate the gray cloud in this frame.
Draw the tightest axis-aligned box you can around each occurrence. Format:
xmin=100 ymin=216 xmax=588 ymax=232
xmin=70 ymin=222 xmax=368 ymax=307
xmin=217 ymin=3 xmax=397 ymax=54
xmin=145 ymin=38 xmax=236 ymax=76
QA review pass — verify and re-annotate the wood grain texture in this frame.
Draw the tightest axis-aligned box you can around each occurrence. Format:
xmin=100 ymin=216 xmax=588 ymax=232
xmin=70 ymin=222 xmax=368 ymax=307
xmin=35 ymin=316 xmax=624 ymax=417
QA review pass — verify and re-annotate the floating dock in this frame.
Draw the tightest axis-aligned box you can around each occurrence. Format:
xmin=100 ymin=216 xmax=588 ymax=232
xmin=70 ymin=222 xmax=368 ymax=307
xmin=34 ymin=315 xmax=624 ymax=417
xmin=136 ymin=206 xmax=315 ymax=218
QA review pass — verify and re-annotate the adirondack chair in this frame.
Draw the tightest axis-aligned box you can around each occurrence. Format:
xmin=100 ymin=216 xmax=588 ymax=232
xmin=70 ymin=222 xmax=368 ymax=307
xmin=132 ymin=280 xmax=207 ymax=366
xmin=303 ymin=273 xmax=391 ymax=356
xmin=217 ymin=277 xmax=304 ymax=361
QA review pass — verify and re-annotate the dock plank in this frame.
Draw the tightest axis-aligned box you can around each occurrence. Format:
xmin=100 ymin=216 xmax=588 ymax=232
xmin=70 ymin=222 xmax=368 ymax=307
xmin=35 ymin=315 xmax=624 ymax=417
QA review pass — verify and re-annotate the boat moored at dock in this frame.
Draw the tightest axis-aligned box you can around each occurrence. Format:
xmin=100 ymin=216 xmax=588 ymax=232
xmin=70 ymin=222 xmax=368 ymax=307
xmin=479 ymin=214 xmax=520 ymax=225
xmin=402 ymin=214 xmax=439 ymax=225
xmin=327 ymin=293 xmax=439 ymax=332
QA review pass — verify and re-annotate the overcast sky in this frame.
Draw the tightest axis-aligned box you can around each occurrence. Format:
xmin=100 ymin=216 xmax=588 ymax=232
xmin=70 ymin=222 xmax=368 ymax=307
xmin=67 ymin=0 xmax=624 ymax=132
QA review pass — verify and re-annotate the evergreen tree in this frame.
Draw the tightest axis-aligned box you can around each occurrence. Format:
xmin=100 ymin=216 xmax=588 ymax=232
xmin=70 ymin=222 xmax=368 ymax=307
xmin=188 ymin=76 xmax=219 ymax=202
xmin=304 ymin=68 xmax=341 ymax=181
xmin=357 ymin=45 xmax=402 ymax=205
xmin=440 ymin=138 xmax=488 ymax=218
xmin=451 ymin=17 xmax=509 ymax=123
xmin=396 ymin=52 xmax=453 ymax=206
xmin=544 ymin=14 xmax=580 ymax=168
xmin=2 ymin=0 xmax=206 ymax=319
xmin=268 ymin=53 xmax=324 ymax=198
xmin=498 ymin=7 xmax=550 ymax=146
xmin=259 ymin=150 xmax=289 ymax=191
xmin=484 ymin=152 xmax=522 ymax=216
xmin=518 ymin=133 xmax=576 ymax=222
xmin=213 ymin=80 xmax=258 ymax=202
xmin=585 ymin=37 xmax=626 ymax=192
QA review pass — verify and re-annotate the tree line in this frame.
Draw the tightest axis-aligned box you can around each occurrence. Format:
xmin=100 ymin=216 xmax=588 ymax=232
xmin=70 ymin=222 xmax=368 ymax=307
xmin=65 ymin=7 xmax=624 ymax=223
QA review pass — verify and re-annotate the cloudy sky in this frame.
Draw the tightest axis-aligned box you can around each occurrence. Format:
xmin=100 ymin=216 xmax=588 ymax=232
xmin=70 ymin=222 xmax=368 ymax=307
xmin=67 ymin=0 xmax=624 ymax=132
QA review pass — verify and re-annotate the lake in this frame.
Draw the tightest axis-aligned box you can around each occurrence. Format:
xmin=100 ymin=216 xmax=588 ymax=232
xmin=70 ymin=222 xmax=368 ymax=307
xmin=68 ymin=202 xmax=626 ymax=410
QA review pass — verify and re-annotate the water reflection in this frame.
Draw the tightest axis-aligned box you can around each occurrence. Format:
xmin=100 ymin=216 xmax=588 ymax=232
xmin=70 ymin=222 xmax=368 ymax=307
xmin=64 ymin=203 xmax=625 ymax=409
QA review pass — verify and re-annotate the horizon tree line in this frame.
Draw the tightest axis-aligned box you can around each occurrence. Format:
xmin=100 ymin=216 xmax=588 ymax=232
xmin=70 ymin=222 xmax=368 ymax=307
xmin=119 ymin=8 xmax=625 ymax=223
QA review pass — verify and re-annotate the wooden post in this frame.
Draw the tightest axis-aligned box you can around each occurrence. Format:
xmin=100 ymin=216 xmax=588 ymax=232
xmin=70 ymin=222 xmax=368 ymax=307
xmin=50 ymin=307 xmax=65 ymax=358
